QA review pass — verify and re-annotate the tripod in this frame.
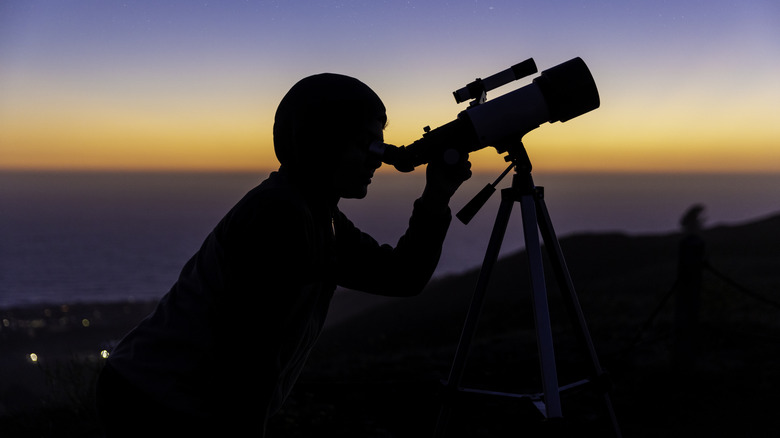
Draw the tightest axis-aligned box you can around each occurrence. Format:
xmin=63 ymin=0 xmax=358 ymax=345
xmin=434 ymin=143 xmax=621 ymax=437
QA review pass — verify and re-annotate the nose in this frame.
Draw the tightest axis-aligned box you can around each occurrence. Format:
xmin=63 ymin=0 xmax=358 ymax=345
xmin=366 ymin=140 xmax=384 ymax=169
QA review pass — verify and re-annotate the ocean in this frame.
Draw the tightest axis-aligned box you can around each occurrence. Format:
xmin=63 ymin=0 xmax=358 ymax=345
xmin=2 ymin=170 xmax=779 ymax=309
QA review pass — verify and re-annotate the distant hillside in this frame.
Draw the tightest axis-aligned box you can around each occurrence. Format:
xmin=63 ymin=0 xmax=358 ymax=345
xmin=275 ymin=213 xmax=780 ymax=437
xmin=3 ymin=213 xmax=778 ymax=437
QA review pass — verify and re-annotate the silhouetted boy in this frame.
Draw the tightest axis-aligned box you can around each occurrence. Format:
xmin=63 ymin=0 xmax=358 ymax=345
xmin=96 ymin=73 xmax=471 ymax=436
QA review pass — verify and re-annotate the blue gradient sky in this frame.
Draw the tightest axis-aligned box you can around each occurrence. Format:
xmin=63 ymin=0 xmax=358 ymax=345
xmin=1 ymin=0 xmax=779 ymax=172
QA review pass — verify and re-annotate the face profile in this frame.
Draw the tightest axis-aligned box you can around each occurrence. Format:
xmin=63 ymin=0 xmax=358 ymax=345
xmin=272 ymin=73 xmax=388 ymax=199
xmin=332 ymin=118 xmax=385 ymax=199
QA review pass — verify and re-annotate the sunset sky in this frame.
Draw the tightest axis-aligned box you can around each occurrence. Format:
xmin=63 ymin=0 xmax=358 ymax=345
xmin=1 ymin=0 xmax=778 ymax=173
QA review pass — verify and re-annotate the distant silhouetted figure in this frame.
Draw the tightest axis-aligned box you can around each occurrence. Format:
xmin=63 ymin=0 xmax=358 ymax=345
xmin=96 ymin=73 xmax=471 ymax=436
xmin=674 ymin=204 xmax=706 ymax=371
xmin=680 ymin=204 xmax=705 ymax=235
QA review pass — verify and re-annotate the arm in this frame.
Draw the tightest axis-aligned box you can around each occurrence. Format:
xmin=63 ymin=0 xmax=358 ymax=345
xmin=335 ymin=156 xmax=472 ymax=296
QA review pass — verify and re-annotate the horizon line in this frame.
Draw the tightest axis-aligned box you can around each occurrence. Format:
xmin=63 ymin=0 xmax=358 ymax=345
xmin=2 ymin=166 xmax=779 ymax=176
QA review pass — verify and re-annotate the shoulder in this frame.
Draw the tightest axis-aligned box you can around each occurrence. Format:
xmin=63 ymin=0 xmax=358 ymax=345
xmin=212 ymin=173 xmax=312 ymax=245
xmin=235 ymin=172 xmax=310 ymax=221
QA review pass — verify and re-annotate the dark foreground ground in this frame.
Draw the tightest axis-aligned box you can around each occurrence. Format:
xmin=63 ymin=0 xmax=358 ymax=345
xmin=2 ymin=213 xmax=780 ymax=437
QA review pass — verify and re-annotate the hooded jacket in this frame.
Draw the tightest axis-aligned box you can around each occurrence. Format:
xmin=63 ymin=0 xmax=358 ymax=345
xmin=106 ymin=168 xmax=451 ymax=430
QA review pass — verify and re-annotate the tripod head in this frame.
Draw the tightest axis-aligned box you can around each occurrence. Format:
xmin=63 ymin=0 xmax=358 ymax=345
xmin=456 ymin=139 xmax=534 ymax=225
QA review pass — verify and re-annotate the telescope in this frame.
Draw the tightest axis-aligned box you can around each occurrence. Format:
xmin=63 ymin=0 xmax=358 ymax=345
xmin=369 ymin=57 xmax=600 ymax=171
xmin=420 ymin=59 xmax=619 ymax=436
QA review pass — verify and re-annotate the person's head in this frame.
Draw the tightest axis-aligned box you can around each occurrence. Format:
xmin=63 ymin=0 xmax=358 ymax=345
xmin=273 ymin=73 xmax=387 ymax=200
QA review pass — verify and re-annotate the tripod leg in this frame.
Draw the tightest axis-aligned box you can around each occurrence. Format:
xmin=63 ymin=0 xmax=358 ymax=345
xmin=519 ymin=193 xmax=563 ymax=419
xmin=434 ymin=189 xmax=515 ymax=437
xmin=534 ymin=193 xmax=622 ymax=437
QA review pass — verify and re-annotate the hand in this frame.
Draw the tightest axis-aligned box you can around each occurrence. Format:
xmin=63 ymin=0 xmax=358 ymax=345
xmin=421 ymin=151 xmax=472 ymax=205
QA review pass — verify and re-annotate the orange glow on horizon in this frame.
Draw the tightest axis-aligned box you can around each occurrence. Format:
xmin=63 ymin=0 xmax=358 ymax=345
xmin=2 ymin=90 xmax=778 ymax=173
xmin=2 ymin=1 xmax=779 ymax=175
xmin=3 ymin=134 xmax=779 ymax=174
